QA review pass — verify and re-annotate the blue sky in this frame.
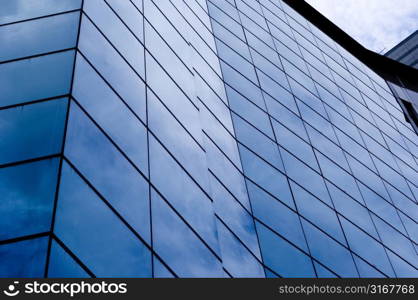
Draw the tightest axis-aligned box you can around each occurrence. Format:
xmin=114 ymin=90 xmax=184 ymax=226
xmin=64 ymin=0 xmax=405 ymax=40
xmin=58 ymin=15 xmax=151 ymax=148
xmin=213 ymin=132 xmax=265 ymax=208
xmin=305 ymin=0 xmax=418 ymax=53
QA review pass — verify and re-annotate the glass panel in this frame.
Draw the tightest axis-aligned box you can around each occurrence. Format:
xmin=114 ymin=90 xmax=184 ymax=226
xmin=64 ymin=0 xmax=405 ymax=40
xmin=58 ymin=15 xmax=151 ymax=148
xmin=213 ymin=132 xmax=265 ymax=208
xmin=0 ymin=0 xmax=82 ymax=24
xmin=281 ymin=148 xmax=331 ymax=205
xmin=217 ymin=220 xmax=265 ymax=278
xmin=0 ymin=237 xmax=48 ymax=277
xmin=316 ymin=151 xmax=363 ymax=202
xmin=83 ymin=0 xmax=145 ymax=78
xmin=353 ymin=255 xmax=386 ymax=278
xmin=0 ymin=98 xmax=67 ymax=164
xmin=247 ymin=180 xmax=308 ymax=252
xmin=204 ymin=135 xmax=251 ymax=210
xmin=78 ymin=17 xmax=146 ymax=121
xmin=340 ymin=217 xmax=395 ymax=277
xmin=387 ymin=251 xmax=418 ymax=278
xmin=47 ymin=240 xmax=89 ymax=278
xmin=65 ymin=103 xmax=150 ymax=243
xmin=54 ymin=162 xmax=151 ymax=277
xmin=73 ymin=54 xmax=148 ymax=174
xmin=273 ymin=120 xmax=319 ymax=172
xmin=302 ymin=219 xmax=358 ymax=277
xmin=239 ymin=145 xmax=293 ymax=208
xmin=0 ymin=12 xmax=79 ymax=61
xmin=148 ymin=89 xmax=208 ymax=189
xmin=255 ymin=221 xmax=315 ymax=278
xmin=291 ymin=182 xmax=346 ymax=245
xmin=0 ymin=51 xmax=74 ymax=107
xmin=327 ymin=182 xmax=378 ymax=239
xmin=211 ymin=175 xmax=261 ymax=259
xmin=0 ymin=158 xmax=59 ymax=241
xmin=226 ymin=86 xmax=274 ymax=139
xmin=151 ymin=189 xmax=223 ymax=277
xmin=153 ymin=256 xmax=175 ymax=278
xmin=314 ymin=262 xmax=337 ymax=278
xmin=372 ymin=215 xmax=418 ymax=268
xmin=232 ymin=113 xmax=283 ymax=170
xmin=149 ymin=136 xmax=219 ymax=254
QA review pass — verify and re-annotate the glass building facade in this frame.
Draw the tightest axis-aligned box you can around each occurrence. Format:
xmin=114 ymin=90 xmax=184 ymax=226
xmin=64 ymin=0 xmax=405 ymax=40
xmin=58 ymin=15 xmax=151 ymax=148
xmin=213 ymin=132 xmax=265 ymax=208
xmin=386 ymin=30 xmax=418 ymax=70
xmin=0 ymin=0 xmax=417 ymax=278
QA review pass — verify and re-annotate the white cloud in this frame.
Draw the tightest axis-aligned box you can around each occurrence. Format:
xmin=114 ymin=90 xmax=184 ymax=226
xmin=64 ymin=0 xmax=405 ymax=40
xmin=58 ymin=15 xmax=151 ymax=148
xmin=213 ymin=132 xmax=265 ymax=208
xmin=305 ymin=0 xmax=418 ymax=53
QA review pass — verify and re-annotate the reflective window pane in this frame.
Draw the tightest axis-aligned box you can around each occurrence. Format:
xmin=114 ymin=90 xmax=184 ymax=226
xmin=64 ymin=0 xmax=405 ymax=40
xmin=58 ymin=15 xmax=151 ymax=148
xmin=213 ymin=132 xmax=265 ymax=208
xmin=0 ymin=51 xmax=74 ymax=107
xmin=0 ymin=98 xmax=67 ymax=164
xmin=0 ymin=237 xmax=48 ymax=277
xmin=55 ymin=162 xmax=151 ymax=277
xmin=0 ymin=12 xmax=79 ymax=62
xmin=0 ymin=158 xmax=59 ymax=241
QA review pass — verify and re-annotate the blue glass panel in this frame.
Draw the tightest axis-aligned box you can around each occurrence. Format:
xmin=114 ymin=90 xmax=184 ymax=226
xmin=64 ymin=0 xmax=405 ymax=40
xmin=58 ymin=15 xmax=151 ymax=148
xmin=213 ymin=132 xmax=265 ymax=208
xmin=200 ymin=105 xmax=240 ymax=167
xmin=358 ymin=182 xmax=405 ymax=234
xmin=0 ymin=51 xmax=74 ymax=107
xmin=144 ymin=2 xmax=194 ymax=99
xmin=316 ymin=151 xmax=363 ymax=202
xmin=314 ymin=262 xmax=337 ymax=278
xmin=211 ymin=21 xmax=251 ymax=61
xmin=0 ymin=12 xmax=79 ymax=61
xmin=399 ymin=213 xmax=418 ymax=247
xmin=0 ymin=98 xmax=67 ymax=164
xmin=64 ymin=103 xmax=150 ymax=243
xmin=297 ymin=100 xmax=337 ymax=143
xmin=154 ymin=256 xmax=175 ymax=278
xmin=335 ymin=128 xmax=377 ymax=173
xmin=281 ymin=148 xmax=332 ymax=205
xmin=221 ymin=62 xmax=265 ymax=108
xmin=106 ymin=0 xmax=144 ymax=42
xmin=146 ymin=54 xmax=201 ymax=141
xmin=257 ymin=69 xmax=291 ymax=102
xmin=84 ymin=0 xmax=145 ymax=78
xmin=353 ymin=255 xmax=386 ymax=278
xmin=148 ymin=90 xmax=208 ymax=189
xmin=216 ymin=40 xmax=258 ymax=84
xmin=273 ymin=120 xmax=319 ymax=172
xmin=247 ymin=180 xmax=308 ymax=252
xmin=210 ymin=175 xmax=261 ymax=259
xmin=151 ymin=189 xmax=223 ymax=277
xmin=291 ymin=182 xmax=346 ymax=245
xmin=372 ymin=215 xmax=418 ymax=268
xmin=302 ymin=219 xmax=358 ymax=277
xmin=48 ymin=240 xmax=89 ymax=278
xmin=73 ymin=54 xmax=148 ymax=174
xmin=0 ymin=0 xmax=82 ymax=24
xmin=217 ymin=220 xmax=265 ymax=278
xmin=208 ymin=3 xmax=245 ymax=41
xmin=264 ymin=77 xmax=299 ymax=114
xmin=327 ymin=182 xmax=379 ymax=239
xmin=0 ymin=158 xmax=59 ymax=241
xmin=349 ymin=155 xmax=391 ymax=201
xmin=226 ymin=86 xmax=274 ymax=139
xmin=239 ymin=145 xmax=293 ymax=208
xmin=0 ymin=237 xmax=48 ymax=277
xmin=78 ymin=17 xmax=146 ymax=121
xmin=55 ymin=162 xmax=151 ymax=277
xmin=306 ymin=125 xmax=350 ymax=172
xmin=340 ymin=217 xmax=395 ymax=277
xmin=204 ymin=135 xmax=251 ymax=211
xmin=149 ymin=136 xmax=219 ymax=254
xmin=256 ymin=221 xmax=315 ymax=278
xmin=264 ymin=93 xmax=307 ymax=140
xmin=387 ymin=251 xmax=418 ymax=278
xmin=232 ymin=113 xmax=283 ymax=170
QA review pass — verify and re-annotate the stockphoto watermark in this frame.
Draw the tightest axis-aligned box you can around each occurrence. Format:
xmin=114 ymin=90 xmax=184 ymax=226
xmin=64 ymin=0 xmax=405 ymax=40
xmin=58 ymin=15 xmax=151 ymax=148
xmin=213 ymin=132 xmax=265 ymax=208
xmin=2 ymin=281 xmax=128 ymax=297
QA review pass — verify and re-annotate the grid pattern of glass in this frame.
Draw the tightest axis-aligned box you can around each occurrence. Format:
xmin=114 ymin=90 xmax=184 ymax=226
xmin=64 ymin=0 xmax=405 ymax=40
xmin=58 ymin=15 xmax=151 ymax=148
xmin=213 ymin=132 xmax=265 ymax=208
xmin=0 ymin=0 xmax=417 ymax=278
